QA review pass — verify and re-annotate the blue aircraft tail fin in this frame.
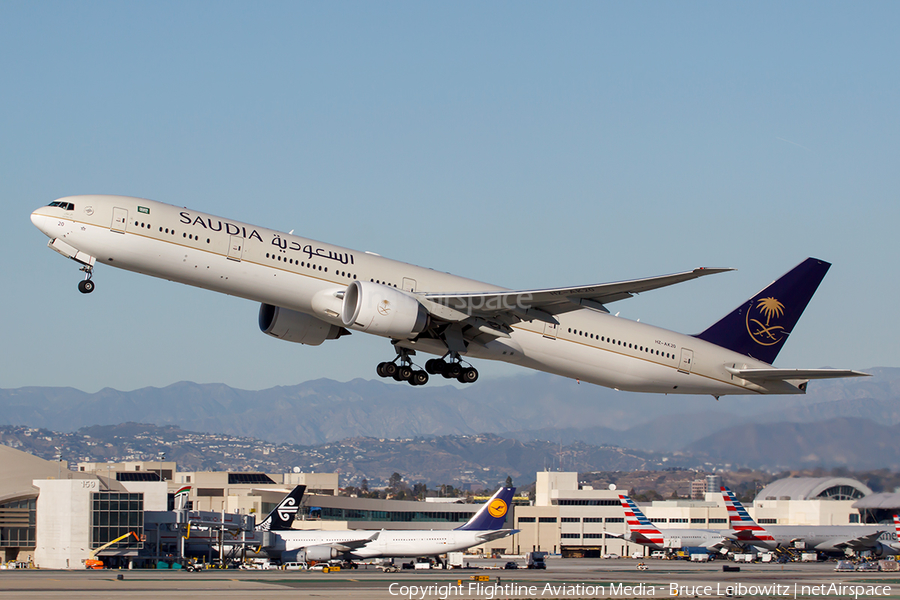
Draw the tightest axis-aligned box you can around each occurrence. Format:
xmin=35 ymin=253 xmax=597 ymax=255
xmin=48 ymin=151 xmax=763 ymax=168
xmin=456 ymin=487 xmax=515 ymax=531
xmin=694 ymin=257 xmax=830 ymax=364
xmin=255 ymin=485 xmax=305 ymax=532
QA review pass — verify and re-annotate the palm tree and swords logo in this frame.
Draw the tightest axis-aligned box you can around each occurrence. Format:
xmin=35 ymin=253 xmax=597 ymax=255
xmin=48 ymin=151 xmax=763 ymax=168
xmin=746 ymin=297 xmax=787 ymax=346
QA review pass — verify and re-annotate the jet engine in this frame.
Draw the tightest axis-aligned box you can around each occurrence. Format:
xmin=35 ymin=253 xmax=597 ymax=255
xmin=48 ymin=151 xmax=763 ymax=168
xmin=341 ymin=281 xmax=428 ymax=338
xmin=281 ymin=545 xmax=342 ymax=563
xmin=258 ymin=304 xmax=350 ymax=346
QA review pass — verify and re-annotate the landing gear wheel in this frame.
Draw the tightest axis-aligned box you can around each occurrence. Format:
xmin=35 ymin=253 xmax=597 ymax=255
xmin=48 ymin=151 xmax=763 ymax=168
xmin=396 ymin=366 xmax=413 ymax=381
xmin=444 ymin=362 xmax=462 ymax=379
xmin=458 ymin=367 xmax=479 ymax=384
xmin=382 ymin=362 xmax=398 ymax=377
xmin=78 ymin=280 xmax=95 ymax=294
xmin=410 ymin=370 xmax=429 ymax=386
xmin=425 ymin=359 xmax=444 ymax=375
xmin=376 ymin=362 xmax=389 ymax=378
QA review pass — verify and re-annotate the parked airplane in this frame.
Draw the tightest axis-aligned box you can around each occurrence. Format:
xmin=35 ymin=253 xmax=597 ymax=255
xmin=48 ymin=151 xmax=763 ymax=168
xmin=31 ymin=196 xmax=868 ymax=393
xmin=721 ymin=487 xmax=895 ymax=556
xmin=273 ymin=486 xmax=517 ymax=563
xmin=617 ymin=494 xmax=730 ymax=552
xmin=255 ymin=485 xmax=306 ymax=531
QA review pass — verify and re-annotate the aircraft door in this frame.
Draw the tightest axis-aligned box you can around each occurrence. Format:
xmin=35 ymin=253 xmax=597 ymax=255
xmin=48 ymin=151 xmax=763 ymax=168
xmin=542 ymin=322 xmax=558 ymax=340
xmin=678 ymin=348 xmax=694 ymax=374
xmin=402 ymin=278 xmax=417 ymax=292
xmin=111 ymin=208 xmax=128 ymax=233
xmin=227 ymin=235 xmax=243 ymax=261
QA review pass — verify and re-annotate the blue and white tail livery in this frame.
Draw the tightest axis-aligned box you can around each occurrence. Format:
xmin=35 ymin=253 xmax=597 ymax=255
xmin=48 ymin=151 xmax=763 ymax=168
xmin=456 ymin=487 xmax=515 ymax=531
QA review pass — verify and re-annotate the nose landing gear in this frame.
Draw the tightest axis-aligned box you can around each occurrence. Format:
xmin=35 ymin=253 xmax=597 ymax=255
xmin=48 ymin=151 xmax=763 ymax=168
xmin=77 ymin=266 xmax=95 ymax=294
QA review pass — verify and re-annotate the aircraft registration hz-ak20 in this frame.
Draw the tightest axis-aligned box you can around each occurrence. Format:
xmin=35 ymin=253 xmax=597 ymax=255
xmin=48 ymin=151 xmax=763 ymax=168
xmin=31 ymin=196 xmax=868 ymax=396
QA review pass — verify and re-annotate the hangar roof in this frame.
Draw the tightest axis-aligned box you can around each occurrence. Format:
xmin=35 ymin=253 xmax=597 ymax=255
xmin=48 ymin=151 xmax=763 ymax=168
xmin=755 ymin=477 xmax=871 ymax=502
xmin=852 ymin=492 xmax=900 ymax=509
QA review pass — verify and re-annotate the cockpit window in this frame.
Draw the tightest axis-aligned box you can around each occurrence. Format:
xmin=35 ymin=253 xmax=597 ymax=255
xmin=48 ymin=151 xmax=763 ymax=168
xmin=47 ymin=201 xmax=75 ymax=210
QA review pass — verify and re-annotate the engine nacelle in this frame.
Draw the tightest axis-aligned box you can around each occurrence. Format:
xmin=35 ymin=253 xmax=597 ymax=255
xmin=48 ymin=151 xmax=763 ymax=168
xmin=341 ymin=281 xmax=428 ymax=339
xmin=282 ymin=545 xmax=342 ymax=563
xmin=258 ymin=304 xmax=349 ymax=346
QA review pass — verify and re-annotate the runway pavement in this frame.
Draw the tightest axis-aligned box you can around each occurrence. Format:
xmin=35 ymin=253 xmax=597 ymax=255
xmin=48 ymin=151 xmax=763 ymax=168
xmin=2 ymin=558 xmax=900 ymax=600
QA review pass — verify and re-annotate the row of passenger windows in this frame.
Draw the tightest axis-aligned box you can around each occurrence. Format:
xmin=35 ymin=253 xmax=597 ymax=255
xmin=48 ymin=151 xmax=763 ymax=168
xmin=371 ymin=279 xmax=398 ymax=288
xmin=263 ymin=253 xmax=359 ymax=280
xmin=567 ymin=328 xmax=675 ymax=360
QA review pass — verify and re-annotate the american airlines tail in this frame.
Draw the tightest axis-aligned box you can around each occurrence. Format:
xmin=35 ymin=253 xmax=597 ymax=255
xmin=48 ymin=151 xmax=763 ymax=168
xmin=721 ymin=486 xmax=775 ymax=547
xmin=255 ymin=485 xmax=306 ymax=532
xmin=618 ymin=495 xmax=664 ymax=546
xmin=455 ymin=487 xmax=515 ymax=531
xmin=696 ymin=258 xmax=830 ymax=364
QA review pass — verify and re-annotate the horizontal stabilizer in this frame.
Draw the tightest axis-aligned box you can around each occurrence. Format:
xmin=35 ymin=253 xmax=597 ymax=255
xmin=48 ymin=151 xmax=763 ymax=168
xmin=726 ymin=367 xmax=870 ymax=381
xmin=477 ymin=529 xmax=519 ymax=542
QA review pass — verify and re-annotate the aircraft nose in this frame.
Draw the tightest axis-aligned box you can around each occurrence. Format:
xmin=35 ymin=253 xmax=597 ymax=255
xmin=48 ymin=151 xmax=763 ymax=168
xmin=31 ymin=207 xmax=53 ymax=237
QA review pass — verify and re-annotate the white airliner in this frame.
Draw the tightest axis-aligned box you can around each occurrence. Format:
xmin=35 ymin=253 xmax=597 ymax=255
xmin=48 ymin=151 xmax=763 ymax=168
xmin=617 ymin=494 xmax=731 ymax=553
xmin=272 ymin=487 xmax=517 ymax=563
xmin=31 ymin=195 xmax=868 ymax=394
xmin=721 ymin=487 xmax=896 ymax=556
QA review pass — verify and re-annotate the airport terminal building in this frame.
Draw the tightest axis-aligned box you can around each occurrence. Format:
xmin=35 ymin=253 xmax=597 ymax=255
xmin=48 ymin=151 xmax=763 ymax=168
xmin=2 ymin=442 xmax=897 ymax=569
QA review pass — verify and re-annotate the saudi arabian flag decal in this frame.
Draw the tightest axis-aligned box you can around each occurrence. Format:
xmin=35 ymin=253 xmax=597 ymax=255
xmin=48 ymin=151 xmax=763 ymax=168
xmin=138 ymin=206 xmax=150 ymax=214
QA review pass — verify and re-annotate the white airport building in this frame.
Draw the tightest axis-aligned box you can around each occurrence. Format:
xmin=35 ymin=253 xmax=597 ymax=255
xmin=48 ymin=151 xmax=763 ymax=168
xmin=0 ymin=442 xmax=893 ymax=569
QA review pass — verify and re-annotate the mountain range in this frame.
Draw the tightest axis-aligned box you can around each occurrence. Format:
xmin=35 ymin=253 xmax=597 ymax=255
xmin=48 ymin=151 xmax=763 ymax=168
xmin=2 ymin=367 xmax=899 ymax=472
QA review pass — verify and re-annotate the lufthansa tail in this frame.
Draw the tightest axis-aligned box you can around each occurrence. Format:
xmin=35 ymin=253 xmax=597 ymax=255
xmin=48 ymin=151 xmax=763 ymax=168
xmin=255 ymin=485 xmax=306 ymax=532
xmin=456 ymin=487 xmax=515 ymax=531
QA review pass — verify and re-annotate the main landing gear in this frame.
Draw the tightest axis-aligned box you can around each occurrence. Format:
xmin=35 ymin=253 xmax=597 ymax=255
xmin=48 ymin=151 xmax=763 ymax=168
xmin=375 ymin=350 xmax=479 ymax=386
xmin=425 ymin=355 xmax=479 ymax=384
xmin=77 ymin=266 xmax=95 ymax=294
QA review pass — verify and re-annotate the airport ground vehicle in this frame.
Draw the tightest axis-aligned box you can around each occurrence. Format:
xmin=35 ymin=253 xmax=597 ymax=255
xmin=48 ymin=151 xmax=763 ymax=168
xmin=526 ymin=552 xmax=547 ymax=569
xmin=84 ymin=532 xmax=140 ymax=569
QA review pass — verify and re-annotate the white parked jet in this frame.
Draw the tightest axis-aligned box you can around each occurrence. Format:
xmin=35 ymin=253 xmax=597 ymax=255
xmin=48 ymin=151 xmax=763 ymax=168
xmin=31 ymin=196 xmax=868 ymax=394
xmin=617 ymin=494 xmax=731 ymax=553
xmin=272 ymin=486 xmax=517 ymax=562
xmin=721 ymin=487 xmax=895 ymax=556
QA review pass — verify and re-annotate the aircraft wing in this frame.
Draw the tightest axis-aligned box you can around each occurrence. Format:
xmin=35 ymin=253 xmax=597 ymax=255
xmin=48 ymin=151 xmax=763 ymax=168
xmin=328 ymin=531 xmax=380 ymax=552
xmin=422 ymin=267 xmax=732 ymax=322
xmin=726 ymin=367 xmax=871 ymax=381
xmin=830 ymin=530 xmax=886 ymax=550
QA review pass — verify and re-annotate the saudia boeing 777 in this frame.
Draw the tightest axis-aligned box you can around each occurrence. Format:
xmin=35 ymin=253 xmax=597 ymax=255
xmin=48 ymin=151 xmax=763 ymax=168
xmin=31 ymin=195 xmax=867 ymax=395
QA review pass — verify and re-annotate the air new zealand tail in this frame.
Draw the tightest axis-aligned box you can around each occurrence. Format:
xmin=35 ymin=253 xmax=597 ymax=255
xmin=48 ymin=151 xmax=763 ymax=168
xmin=695 ymin=257 xmax=831 ymax=364
xmin=456 ymin=487 xmax=515 ymax=531
xmin=255 ymin=485 xmax=306 ymax=532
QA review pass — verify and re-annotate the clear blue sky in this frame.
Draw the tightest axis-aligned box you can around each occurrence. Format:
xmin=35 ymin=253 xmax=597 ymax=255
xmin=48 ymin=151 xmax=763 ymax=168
xmin=2 ymin=2 xmax=896 ymax=392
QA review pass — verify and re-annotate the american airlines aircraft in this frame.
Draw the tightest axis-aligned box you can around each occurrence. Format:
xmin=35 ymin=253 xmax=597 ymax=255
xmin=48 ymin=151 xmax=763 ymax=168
xmin=721 ymin=487 xmax=896 ymax=556
xmin=273 ymin=487 xmax=517 ymax=563
xmin=30 ymin=195 xmax=867 ymax=394
xmin=617 ymin=494 xmax=731 ymax=552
